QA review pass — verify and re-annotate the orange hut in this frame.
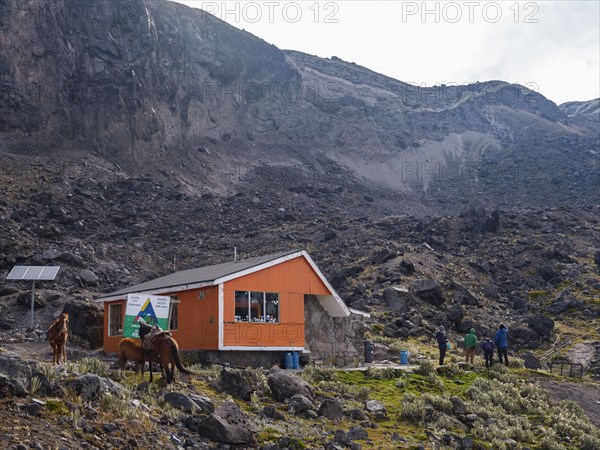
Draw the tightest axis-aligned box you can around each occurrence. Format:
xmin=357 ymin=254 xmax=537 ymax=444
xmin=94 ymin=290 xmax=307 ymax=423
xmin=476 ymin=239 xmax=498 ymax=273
xmin=95 ymin=250 xmax=359 ymax=366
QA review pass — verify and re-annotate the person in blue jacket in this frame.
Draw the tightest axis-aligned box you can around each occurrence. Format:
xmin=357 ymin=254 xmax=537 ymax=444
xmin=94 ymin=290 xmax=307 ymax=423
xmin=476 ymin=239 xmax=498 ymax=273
xmin=494 ymin=324 xmax=509 ymax=366
xmin=436 ymin=325 xmax=449 ymax=365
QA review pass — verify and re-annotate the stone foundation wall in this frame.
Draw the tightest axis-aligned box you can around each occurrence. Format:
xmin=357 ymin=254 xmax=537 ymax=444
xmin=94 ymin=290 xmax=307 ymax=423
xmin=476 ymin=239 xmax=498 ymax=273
xmin=181 ymin=350 xmax=290 ymax=369
xmin=304 ymin=295 xmax=365 ymax=367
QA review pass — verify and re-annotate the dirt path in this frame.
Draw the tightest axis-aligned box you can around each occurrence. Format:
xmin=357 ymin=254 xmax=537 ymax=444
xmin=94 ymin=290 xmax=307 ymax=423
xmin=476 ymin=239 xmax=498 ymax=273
xmin=537 ymin=378 xmax=600 ymax=427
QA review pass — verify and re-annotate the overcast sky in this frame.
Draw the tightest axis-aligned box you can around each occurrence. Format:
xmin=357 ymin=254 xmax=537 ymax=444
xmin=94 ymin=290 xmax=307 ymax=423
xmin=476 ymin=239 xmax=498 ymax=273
xmin=172 ymin=1 xmax=599 ymax=105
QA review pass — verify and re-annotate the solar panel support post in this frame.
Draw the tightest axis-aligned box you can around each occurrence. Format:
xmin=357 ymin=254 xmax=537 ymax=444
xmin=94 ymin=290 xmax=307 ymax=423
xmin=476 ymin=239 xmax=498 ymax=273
xmin=30 ymin=280 xmax=36 ymax=329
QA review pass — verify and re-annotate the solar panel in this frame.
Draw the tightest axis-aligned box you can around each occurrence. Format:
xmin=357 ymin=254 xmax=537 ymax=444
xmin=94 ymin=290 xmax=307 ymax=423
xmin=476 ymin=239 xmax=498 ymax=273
xmin=7 ymin=266 xmax=61 ymax=281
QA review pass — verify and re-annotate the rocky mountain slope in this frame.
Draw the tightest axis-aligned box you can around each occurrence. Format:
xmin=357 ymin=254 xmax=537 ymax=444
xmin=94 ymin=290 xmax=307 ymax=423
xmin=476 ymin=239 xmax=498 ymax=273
xmin=1 ymin=0 xmax=598 ymax=213
xmin=1 ymin=1 xmax=600 ymax=448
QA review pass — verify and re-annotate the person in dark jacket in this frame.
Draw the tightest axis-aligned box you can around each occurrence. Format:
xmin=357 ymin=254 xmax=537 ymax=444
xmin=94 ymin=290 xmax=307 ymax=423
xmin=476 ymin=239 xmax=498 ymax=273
xmin=494 ymin=324 xmax=509 ymax=366
xmin=464 ymin=328 xmax=478 ymax=364
xmin=481 ymin=336 xmax=495 ymax=368
xmin=436 ymin=325 xmax=449 ymax=365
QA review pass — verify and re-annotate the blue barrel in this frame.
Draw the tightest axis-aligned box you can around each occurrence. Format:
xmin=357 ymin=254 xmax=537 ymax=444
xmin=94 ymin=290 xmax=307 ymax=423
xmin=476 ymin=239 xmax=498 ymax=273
xmin=400 ymin=350 xmax=409 ymax=365
xmin=292 ymin=351 xmax=300 ymax=369
xmin=284 ymin=352 xmax=294 ymax=369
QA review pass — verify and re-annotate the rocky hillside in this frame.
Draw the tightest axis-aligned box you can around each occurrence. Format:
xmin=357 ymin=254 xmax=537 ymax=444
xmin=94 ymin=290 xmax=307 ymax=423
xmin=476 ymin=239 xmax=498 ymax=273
xmin=1 ymin=0 xmax=599 ymax=213
xmin=1 ymin=158 xmax=599 ymax=376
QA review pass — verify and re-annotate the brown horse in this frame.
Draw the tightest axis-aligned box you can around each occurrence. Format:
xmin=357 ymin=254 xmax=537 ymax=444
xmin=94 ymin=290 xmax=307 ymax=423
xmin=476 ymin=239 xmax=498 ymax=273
xmin=117 ymin=338 xmax=163 ymax=382
xmin=48 ymin=312 xmax=69 ymax=365
xmin=149 ymin=334 xmax=193 ymax=385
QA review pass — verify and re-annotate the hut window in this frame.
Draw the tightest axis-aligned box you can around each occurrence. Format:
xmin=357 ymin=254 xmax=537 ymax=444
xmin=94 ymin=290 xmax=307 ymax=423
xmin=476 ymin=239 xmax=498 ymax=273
xmin=234 ymin=291 xmax=279 ymax=323
xmin=108 ymin=303 xmax=123 ymax=336
xmin=235 ymin=291 xmax=249 ymax=322
xmin=169 ymin=297 xmax=179 ymax=331
xmin=265 ymin=293 xmax=279 ymax=323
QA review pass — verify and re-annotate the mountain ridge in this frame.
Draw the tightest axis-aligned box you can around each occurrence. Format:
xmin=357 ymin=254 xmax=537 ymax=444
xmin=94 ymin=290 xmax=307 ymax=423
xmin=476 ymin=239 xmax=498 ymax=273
xmin=0 ymin=0 xmax=598 ymax=213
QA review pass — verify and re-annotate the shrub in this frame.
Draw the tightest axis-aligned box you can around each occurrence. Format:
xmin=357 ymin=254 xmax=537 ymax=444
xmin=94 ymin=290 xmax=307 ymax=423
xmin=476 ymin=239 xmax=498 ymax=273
xmin=421 ymin=393 xmax=452 ymax=414
xmin=38 ymin=363 xmax=60 ymax=383
xmin=540 ymin=436 xmax=567 ymax=450
xmin=29 ymin=376 xmax=42 ymax=395
xmin=75 ymin=357 xmax=110 ymax=377
xmin=365 ymin=366 xmax=397 ymax=379
xmin=580 ymin=435 xmax=600 ymax=450
xmin=301 ymin=365 xmax=337 ymax=383
xmin=427 ymin=372 xmax=444 ymax=389
xmin=414 ymin=359 xmax=436 ymax=376
xmin=400 ymin=393 xmax=426 ymax=423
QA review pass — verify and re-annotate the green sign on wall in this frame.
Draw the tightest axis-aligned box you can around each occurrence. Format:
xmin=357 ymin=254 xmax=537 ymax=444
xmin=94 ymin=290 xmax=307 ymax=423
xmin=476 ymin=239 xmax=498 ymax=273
xmin=123 ymin=294 xmax=171 ymax=338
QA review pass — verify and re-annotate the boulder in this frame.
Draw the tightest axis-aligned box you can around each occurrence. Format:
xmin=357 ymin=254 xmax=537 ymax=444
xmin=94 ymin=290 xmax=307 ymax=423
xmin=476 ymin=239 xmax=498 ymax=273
xmin=318 ymin=398 xmax=343 ymax=420
xmin=547 ymin=290 xmax=581 ymax=315
xmin=0 ymin=373 xmax=27 ymax=398
xmin=383 ymin=288 xmax=409 ymax=313
xmin=411 ymin=279 xmax=445 ymax=306
xmin=537 ymin=266 xmax=559 ymax=283
xmin=399 ymin=260 xmax=415 ymax=275
xmin=287 ymin=393 xmax=315 ymax=417
xmin=372 ymin=249 xmax=396 ymax=265
xmin=451 ymin=396 xmax=466 ymax=415
xmin=62 ymin=300 xmax=104 ymax=348
xmin=64 ymin=374 xmax=122 ymax=402
xmin=0 ymin=351 xmax=36 ymax=393
xmin=521 ymin=352 xmax=542 ymax=370
xmin=383 ymin=323 xmax=400 ymax=338
xmin=331 ymin=266 xmax=363 ymax=290
xmin=220 ymin=367 xmax=265 ymax=401
xmin=268 ymin=367 xmax=313 ymax=402
xmin=446 ymin=304 xmax=464 ymax=326
xmin=194 ymin=401 xmax=254 ymax=445
xmin=40 ymin=249 xmax=63 ymax=261
xmin=164 ymin=392 xmax=201 ymax=413
xmin=79 ymin=269 xmax=99 ymax=286
xmin=365 ymin=399 xmax=387 ymax=420
xmin=510 ymin=327 xmax=540 ymax=348
xmin=512 ymin=298 xmax=526 ymax=311
xmin=261 ymin=405 xmax=285 ymax=420
xmin=452 ymin=285 xmax=480 ymax=307
xmin=527 ymin=315 xmax=555 ymax=338
xmin=457 ymin=318 xmax=477 ymax=334
xmin=17 ymin=290 xmax=45 ymax=309
xmin=347 ymin=425 xmax=369 ymax=441
xmin=188 ymin=393 xmax=215 ymax=414
xmin=347 ymin=408 xmax=367 ymax=421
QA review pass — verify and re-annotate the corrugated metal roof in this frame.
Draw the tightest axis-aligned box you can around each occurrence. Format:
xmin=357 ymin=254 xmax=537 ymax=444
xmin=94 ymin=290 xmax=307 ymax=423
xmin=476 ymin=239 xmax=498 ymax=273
xmin=97 ymin=250 xmax=300 ymax=300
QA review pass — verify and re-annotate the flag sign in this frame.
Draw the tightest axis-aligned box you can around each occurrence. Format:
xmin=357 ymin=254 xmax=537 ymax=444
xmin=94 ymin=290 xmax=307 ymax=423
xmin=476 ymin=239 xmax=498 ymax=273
xmin=123 ymin=294 xmax=171 ymax=338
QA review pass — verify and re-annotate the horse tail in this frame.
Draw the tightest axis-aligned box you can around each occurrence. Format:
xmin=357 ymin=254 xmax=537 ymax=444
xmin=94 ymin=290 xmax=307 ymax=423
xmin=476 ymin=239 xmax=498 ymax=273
xmin=170 ymin=340 xmax=193 ymax=375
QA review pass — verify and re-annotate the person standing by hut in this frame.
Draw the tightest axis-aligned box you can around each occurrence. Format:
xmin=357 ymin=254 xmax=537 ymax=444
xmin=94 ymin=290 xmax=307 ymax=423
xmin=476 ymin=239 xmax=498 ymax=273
xmin=464 ymin=328 xmax=478 ymax=364
xmin=436 ymin=325 xmax=449 ymax=365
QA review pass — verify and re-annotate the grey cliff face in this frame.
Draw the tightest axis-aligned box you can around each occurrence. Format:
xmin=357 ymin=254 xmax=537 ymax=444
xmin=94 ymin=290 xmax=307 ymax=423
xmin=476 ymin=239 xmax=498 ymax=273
xmin=1 ymin=0 xmax=598 ymax=211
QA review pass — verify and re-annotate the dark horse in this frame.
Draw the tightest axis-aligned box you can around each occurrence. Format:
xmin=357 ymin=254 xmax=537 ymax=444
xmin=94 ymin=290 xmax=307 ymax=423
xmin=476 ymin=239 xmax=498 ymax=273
xmin=117 ymin=338 xmax=163 ymax=382
xmin=138 ymin=322 xmax=192 ymax=384
xmin=48 ymin=312 xmax=69 ymax=365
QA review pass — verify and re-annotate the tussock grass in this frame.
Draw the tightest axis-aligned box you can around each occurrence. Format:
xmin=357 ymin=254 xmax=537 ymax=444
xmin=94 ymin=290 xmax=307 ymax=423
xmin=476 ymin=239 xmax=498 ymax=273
xmin=365 ymin=366 xmax=397 ymax=380
xmin=74 ymin=357 xmax=110 ymax=377
xmin=414 ymin=359 xmax=436 ymax=376
xmin=38 ymin=362 xmax=60 ymax=383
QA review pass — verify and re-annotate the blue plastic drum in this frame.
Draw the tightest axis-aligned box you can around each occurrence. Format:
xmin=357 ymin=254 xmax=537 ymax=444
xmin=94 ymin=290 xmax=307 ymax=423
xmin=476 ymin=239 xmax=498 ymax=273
xmin=400 ymin=350 xmax=409 ymax=365
xmin=284 ymin=352 xmax=294 ymax=369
